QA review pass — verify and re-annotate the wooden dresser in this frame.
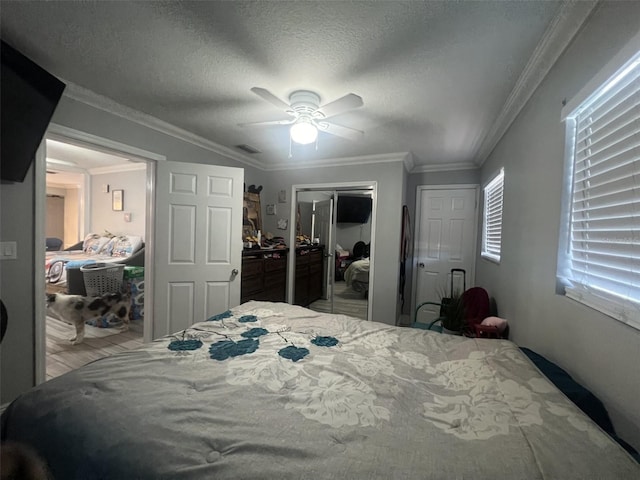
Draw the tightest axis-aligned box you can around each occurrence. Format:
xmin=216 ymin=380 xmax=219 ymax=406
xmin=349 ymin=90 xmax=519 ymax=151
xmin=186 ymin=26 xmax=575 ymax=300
xmin=241 ymin=249 xmax=288 ymax=304
xmin=294 ymin=245 xmax=324 ymax=307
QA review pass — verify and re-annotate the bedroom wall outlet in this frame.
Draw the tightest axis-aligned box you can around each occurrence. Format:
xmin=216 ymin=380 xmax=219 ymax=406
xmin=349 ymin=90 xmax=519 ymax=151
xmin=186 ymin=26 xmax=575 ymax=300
xmin=0 ymin=241 xmax=17 ymax=260
xmin=124 ymin=212 xmax=132 ymax=222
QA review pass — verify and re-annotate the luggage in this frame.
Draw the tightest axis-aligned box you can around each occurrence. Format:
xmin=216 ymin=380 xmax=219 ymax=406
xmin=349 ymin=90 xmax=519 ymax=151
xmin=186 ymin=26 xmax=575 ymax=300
xmin=439 ymin=268 xmax=465 ymax=317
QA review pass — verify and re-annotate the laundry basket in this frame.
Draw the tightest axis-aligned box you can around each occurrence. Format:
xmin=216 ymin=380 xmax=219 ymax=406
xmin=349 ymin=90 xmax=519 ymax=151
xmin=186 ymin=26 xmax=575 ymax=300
xmin=80 ymin=263 xmax=125 ymax=297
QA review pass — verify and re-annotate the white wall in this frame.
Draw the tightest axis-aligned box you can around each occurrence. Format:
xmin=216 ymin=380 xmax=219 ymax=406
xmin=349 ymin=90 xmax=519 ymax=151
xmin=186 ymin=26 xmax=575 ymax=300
xmin=90 ymin=169 xmax=146 ymax=237
xmin=261 ymin=162 xmax=406 ymax=325
xmin=63 ymin=187 xmax=80 ymax=248
xmin=0 ymin=164 xmax=37 ymax=405
xmin=476 ymin=1 xmax=640 ymax=450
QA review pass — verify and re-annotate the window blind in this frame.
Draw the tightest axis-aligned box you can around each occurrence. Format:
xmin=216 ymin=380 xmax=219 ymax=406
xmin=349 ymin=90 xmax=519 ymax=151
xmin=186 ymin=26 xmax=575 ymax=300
xmin=565 ymin=52 xmax=640 ymax=326
xmin=482 ymin=168 xmax=504 ymax=262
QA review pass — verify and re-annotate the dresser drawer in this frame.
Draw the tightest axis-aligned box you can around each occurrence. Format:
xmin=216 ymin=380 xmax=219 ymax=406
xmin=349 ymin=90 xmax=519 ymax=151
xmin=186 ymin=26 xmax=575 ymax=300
xmin=242 ymin=258 xmax=263 ymax=278
xmin=309 ymin=250 xmax=323 ymax=263
xmin=309 ymin=260 xmax=323 ymax=274
xmin=265 ymin=256 xmax=287 ymax=272
xmin=241 ymin=275 xmax=263 ymax=296
xmin=265 ymin=270 xmax=286 ymax=285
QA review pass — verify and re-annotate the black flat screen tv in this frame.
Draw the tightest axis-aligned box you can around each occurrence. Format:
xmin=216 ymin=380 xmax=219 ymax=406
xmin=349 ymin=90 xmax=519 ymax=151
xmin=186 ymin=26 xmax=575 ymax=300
xmin=337 ymin=195 xmax=372 ymax=224
xmin=1 ymin=40 xmax=65 ymax=183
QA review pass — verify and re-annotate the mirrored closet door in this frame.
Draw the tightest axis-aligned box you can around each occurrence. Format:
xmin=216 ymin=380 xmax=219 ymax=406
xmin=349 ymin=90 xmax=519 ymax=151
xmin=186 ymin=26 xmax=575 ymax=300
xmin=292 ymin=185 xmax=374 ymax=320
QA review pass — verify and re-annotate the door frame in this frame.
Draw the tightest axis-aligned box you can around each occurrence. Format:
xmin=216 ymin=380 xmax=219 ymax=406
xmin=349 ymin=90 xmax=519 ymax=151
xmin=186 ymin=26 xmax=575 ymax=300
xmin=35 ymin=123 xmax=165 ymax=384
xmin=288 ymin=181 xmax=377 ymax=321
xmin=410 ymin=184 xmax=479 ymax=321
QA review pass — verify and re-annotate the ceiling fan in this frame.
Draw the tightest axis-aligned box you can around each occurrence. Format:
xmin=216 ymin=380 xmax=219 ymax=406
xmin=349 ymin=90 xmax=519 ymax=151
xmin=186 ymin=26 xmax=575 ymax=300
xmin=240 ymin=87 xmax=364 ymax=145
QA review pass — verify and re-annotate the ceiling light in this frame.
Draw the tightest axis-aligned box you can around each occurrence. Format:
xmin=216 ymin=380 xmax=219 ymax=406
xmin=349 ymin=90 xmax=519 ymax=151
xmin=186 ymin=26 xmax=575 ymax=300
xmin=290 ymin=117 xmax=318 ymax=145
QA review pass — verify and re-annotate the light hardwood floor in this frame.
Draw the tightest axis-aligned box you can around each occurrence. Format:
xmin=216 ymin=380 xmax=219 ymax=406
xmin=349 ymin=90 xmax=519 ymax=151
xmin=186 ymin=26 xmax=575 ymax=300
xmin=46 ymin=316 xmax=143 ymax=380
xmin=308 ymin=280 xmax=368 ymax=320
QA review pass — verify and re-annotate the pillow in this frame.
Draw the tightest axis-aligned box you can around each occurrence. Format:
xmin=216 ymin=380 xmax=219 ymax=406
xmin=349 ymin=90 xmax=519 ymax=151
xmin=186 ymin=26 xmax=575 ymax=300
xmin=480 ymin=316 xmax=508 ymax=332
xmin=82 ymin=233 xmax=110 ymax=254
xmin=107 ymin=235 xmax=143 ymax=258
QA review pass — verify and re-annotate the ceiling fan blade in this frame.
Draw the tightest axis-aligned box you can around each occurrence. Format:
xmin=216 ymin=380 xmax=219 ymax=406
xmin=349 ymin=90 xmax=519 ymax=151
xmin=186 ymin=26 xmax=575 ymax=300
xmin=318 ymin=93 xmax=363 ymax=118
xmin=238 ymin=118 xmax=295 ymax=127
xmin=250 ymin=87 xmax=292 ymax=112
xmin=317 ymin=122 xmax=364 ymax=141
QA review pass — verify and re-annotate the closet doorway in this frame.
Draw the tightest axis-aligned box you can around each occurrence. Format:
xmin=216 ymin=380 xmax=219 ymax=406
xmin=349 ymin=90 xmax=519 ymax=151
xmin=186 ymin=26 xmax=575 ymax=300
xmin=288 ymin=182 xmax=377 ymax=321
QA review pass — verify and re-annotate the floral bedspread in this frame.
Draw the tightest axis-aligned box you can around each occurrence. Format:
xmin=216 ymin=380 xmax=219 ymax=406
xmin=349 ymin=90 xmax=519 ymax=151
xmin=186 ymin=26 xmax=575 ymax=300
xmin=2 ymin=301 xmax=638 ymax=479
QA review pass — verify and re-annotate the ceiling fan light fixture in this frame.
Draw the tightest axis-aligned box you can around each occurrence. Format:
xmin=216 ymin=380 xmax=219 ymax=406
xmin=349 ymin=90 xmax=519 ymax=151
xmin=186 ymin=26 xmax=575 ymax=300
xmin=290 ymin=117 xmax=318 ymax=145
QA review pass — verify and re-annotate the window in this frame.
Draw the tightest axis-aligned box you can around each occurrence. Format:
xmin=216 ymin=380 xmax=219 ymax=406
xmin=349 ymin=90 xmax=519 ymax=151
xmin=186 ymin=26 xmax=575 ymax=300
xmin=481 ymin=168 xmax=504 ymax=263
xmin=558 ymin=48 xmax=640 ymax=330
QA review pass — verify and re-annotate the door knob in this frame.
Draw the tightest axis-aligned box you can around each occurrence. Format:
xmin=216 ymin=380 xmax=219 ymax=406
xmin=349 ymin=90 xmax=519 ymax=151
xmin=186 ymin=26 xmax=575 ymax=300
xmin=231 ymin=268 xmax=239 ymax=276
xmin=419 ymin=262 xmax=425 ymax=268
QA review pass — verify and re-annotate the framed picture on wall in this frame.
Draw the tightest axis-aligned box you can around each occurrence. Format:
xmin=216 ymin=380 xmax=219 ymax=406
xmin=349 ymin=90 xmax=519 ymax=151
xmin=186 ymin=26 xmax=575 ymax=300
xmin=112 ymin=189 xmax=124 ymax=211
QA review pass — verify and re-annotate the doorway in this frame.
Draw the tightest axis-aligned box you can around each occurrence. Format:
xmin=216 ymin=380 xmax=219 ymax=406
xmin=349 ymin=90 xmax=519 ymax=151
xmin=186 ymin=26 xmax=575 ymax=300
xmin=36 ymin=125 xmax=162 ymax=383
xmin=288 ymin=182 xmax=377 ymax=321
xmin=412 ymin=185 xmax=479 ymax=325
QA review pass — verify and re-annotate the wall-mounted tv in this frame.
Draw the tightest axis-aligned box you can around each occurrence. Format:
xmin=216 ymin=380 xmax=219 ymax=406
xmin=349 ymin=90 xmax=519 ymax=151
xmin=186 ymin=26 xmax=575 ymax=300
xmin=1 ymin=40 xmax=65 ymax=183
xmin=337 ymin=195 xmax=372 ymax=224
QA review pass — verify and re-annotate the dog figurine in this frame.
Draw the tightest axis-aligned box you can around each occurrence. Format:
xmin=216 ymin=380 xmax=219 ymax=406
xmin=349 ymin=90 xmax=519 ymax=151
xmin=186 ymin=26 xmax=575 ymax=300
xmin=46 ymin=292 xmax=131 ymax=345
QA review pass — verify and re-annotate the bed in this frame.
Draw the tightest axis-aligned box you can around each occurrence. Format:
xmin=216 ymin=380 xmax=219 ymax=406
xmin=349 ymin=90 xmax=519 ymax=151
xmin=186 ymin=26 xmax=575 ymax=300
xmin=2 ymin=301 xmax=638 ymax=479
xmin=344 ymin=257 xmax=369 ymax=293
xmin=45 ymin=233 xmax=144 ymax=292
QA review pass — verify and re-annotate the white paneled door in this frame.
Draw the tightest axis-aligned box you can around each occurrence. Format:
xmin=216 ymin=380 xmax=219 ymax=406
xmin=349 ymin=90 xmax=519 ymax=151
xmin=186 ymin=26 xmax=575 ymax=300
xmin=154 ymin=161 xmax=244 ymax=338
xmin=414 ymin=186 xmax=478 ymax=324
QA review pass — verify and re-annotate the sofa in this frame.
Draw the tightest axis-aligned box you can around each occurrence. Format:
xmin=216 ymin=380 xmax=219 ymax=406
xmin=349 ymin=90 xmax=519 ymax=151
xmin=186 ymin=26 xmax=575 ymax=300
xmin=45 ymin=233 xmax=144 ymax=294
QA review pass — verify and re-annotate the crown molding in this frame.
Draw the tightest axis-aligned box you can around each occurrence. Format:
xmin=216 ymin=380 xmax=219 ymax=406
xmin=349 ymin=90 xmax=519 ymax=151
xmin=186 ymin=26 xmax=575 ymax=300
xmin=403 ymin=153 xmax=416 ymax=173
xmin=264 ymin=152 xmax=410 ymax=171
xmin=410 ymin=161 xmax=478 ymax=174
xmin=62 ymin=81 xmax=263 ymax=170
xmin=474 ymin=0 xmax=599 ymax=166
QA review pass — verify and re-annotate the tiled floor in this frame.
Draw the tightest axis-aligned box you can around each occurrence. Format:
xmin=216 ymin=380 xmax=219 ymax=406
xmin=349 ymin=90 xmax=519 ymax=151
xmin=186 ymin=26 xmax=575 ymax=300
xmin=46 ymin=315 xmax=143 ymax=380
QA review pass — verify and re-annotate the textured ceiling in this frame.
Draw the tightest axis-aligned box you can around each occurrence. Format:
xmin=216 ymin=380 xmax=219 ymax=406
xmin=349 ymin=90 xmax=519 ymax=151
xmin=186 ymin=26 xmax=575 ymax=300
xmin=1 ymin=1 xmax=588 ymax=172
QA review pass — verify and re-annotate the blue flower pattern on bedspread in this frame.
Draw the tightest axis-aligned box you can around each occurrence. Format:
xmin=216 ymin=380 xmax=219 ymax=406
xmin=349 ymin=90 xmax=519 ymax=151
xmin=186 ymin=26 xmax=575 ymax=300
xmin=241 ymin=327 xmax=269 ymax=338
xmin=209 ymin=339 xmax=259 ymax=360
xmin=207 ymin=310 xmax=232 ymax=321
xmin=311 ymin=335 xmax=338 ymax=347
xmin=278 ymin=345 xmax=309 ymax=362
xmin=187 ymin=311 xmax=339 ymax=364
xmin=168 ymin=339 xmax=203 ymax=351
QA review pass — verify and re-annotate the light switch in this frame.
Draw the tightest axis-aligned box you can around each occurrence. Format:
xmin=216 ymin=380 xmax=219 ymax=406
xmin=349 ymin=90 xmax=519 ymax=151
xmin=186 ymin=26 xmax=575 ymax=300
xmin=124 ymin=212 xmax=132 ymax=222
xmin=0 ymin=241 xmax=17 ymax=260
